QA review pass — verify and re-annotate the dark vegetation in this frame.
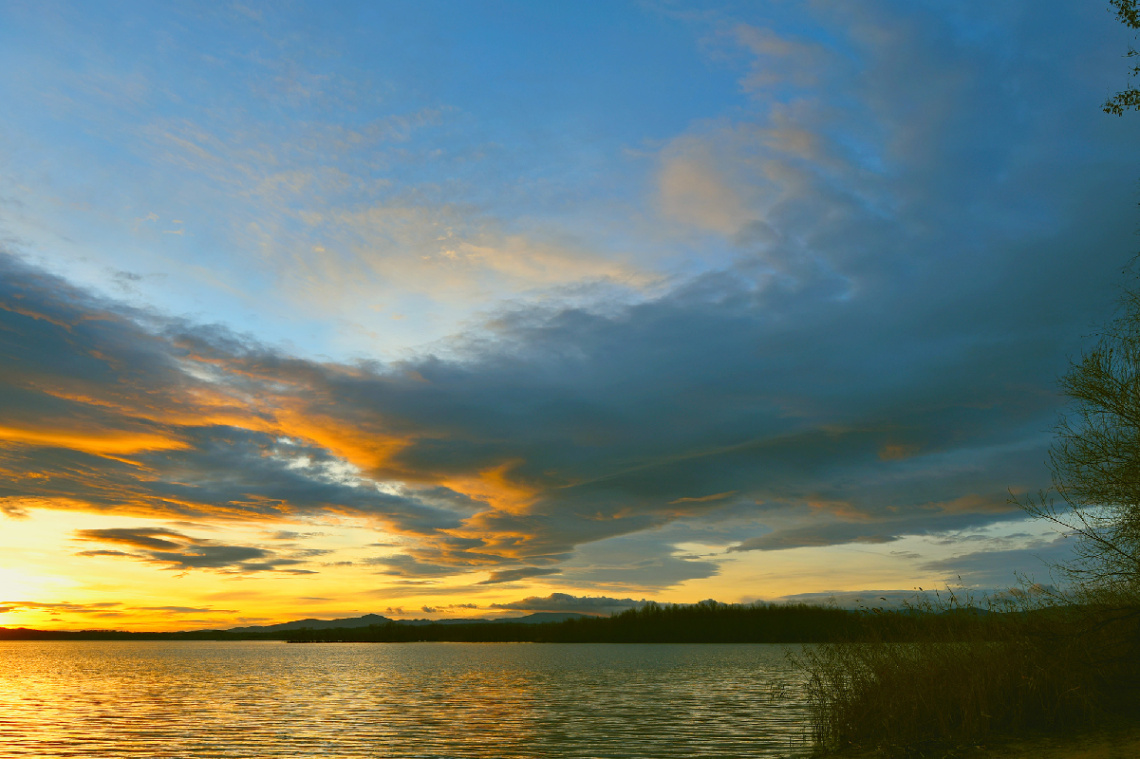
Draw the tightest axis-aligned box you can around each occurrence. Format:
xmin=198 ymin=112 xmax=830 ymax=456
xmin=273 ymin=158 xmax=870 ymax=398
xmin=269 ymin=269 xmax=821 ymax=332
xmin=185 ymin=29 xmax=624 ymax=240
xmin=284 ymin=601 xmax=859 ymax=643
xmin=3 ymin=599 xmax=1117 ymax=646
xmin=0 ymin=602 xmax=859 ymax=643
xmin=0 ymin=600 xmax=1051 ymax=644
xmin=796 ymin=593 xmax=1140 ymax=756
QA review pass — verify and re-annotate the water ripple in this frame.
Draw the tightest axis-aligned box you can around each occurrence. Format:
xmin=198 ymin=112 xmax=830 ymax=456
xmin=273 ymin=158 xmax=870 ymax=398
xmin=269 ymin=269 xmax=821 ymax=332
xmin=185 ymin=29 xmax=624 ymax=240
xmin=0 ymin=641 xmax=813 ymax=758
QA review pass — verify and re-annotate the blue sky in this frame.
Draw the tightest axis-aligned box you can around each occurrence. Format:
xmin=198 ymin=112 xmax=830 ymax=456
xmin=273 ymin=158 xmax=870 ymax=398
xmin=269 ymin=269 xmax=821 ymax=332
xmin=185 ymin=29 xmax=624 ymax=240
xmin=0 ymin=0 xmax=1137 ymax=628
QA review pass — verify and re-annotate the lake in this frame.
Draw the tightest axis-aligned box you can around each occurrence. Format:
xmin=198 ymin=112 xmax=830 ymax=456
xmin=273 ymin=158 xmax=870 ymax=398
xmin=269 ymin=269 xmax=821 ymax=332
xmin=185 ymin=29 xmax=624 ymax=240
xmin=0 ymin=641 xmax=813 ymax=758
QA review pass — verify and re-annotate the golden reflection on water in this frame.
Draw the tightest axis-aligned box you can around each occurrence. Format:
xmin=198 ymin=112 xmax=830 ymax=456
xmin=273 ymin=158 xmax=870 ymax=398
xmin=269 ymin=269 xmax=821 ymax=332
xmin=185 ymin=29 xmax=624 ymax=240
xmin=0 ymin=641 xmax=812 ymax=758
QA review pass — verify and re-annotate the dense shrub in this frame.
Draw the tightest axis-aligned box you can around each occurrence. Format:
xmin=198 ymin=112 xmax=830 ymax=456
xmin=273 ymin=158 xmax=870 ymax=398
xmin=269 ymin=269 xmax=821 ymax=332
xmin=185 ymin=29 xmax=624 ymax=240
xmin=795 ymin=596 xmax=1140 ymax=755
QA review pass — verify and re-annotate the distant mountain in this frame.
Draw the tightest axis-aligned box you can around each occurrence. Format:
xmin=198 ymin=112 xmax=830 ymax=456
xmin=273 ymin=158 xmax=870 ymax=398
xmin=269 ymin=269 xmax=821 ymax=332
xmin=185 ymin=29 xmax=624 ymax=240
xmin=225 ymin=613 xmax=393 ymax=634
xmin=224 ymin=611 xmax=599 ymax=634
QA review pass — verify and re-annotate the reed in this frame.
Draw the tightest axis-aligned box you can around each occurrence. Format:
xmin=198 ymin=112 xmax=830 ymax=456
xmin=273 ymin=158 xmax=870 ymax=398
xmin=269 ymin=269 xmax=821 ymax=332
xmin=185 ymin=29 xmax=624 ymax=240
xmin=794 ymin=590 xmax=1137 ymax=756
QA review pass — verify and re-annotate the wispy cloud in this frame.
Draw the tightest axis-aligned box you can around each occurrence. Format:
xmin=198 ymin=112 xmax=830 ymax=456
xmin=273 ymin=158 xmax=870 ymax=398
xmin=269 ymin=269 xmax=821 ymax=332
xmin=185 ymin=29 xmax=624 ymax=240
xmin=0 ymin=600 xmax=236 ymax=616
xmin=918 ymin=536 xmax=1074 ymax=587
xmin=479 ymin=567 xmax=562 ymax=585
xmin=72 ymin=526 xmax=327 ymax=574
xmin=490 ymin=593 xmax=646 ymax=615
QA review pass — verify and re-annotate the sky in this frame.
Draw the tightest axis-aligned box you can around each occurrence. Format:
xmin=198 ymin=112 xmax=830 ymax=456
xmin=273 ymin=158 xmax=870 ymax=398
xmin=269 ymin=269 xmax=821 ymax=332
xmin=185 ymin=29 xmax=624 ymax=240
xmin=0 ymin=0 xmax=1137 ymax=631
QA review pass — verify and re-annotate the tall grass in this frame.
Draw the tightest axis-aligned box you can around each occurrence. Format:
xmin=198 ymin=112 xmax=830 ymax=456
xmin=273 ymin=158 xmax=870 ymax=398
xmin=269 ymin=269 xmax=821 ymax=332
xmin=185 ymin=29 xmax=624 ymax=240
xmin=793 ymin=590 xmax=1138 ymax=755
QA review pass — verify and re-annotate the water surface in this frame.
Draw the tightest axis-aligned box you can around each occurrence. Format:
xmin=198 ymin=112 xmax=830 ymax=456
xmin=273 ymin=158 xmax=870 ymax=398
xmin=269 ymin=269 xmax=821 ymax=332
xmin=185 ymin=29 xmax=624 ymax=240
xmin=0 ymin=641 xmax=812 ymax=758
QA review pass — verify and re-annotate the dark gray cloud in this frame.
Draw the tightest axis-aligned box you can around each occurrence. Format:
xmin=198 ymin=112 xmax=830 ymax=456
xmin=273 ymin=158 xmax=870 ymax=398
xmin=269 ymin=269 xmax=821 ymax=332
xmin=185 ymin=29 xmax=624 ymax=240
xmin=72 ymin=526 xmax=325 ymax=574
xmin=478 ymin=567 xmax=562 ymax=585
xmin=551 ymin=532 xmax=722 ymax=591
xmin=726 ymin=506 xmax=1021 ymax=553
xmin=75 ymin=527 xmax=191 ymax=552
xmin=363 ymin=554 xmax=464 ymax=578
xmin=919 ymin=536 xmax=1075 ymax=587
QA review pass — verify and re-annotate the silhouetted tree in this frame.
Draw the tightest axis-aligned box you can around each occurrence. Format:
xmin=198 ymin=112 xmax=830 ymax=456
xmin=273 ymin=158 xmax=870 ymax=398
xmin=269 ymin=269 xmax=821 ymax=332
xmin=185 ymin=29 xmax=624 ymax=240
xmin=1105 ymin=0 xmax=1140 ymax=114
xmin=1018 ymin=5 xmax=1140 ymax=601
xmin=1020 ymin=281 xmax=1140 ymax=601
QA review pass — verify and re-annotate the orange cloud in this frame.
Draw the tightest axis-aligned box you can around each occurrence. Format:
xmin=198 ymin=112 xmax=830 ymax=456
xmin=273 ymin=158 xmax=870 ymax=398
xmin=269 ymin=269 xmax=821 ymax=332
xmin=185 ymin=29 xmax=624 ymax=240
xmin=878 ymin=443 xmax=921 ymax=461
xmin=928 ymin=493 xmax=1014 ymax=515
xmin=807 ymin=498 xmax=873 ymax=522
xmin=0 ymin=425 xmax=189 ymax=455
xmin=669 ymin=490 xmax=737 ymax=505
xmin=439 ymin=460 xmax=538 ymax=515
xmin=271 ymin=407 xmax=410 ymax=476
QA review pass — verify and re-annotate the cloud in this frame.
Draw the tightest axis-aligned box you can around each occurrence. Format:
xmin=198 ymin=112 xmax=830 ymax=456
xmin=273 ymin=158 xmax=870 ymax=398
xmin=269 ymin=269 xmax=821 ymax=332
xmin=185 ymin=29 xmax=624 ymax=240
xmin=0 ymin=132 xmax=1118 ymax=582
xmin=0 ymin=601 xmax=123 ymax=615
xmin=669 ymin=491 xmax=736 ymax=505
xmin=74 ymin=527 xmax=192 ymax=551
xmin=134 ymin=107 xmax=655 ymax=354
xmin=490 ymin=593 xmax=647 ymax=615
xmin=136 ymin=606 xmax=237 ymax=613
xmin=730 ymin=23 xmax=829 ymax=94
xmin=919 ymin=536 xmax=1075 ymax=587
xmin=0 ymin=500 xmax=30 ymax=519
xmin=730 ymin=525 xmax=902 ymax=552
xmin=0 ymin=600 xmax=236 ymax=616
xmin=552 ymin=532 xmax=722 ymax=591
xmin=0 ymin=253 xmax=471 ymax=541
xmin=773 ymin=589 xmax=939 ymax=610
xmin=265 ymin=530 xmax=328 ymax=542
xmin=363 ymin=554 xmax=483 ymax=579
xmin=478 ymin=567 xmax=562 ymax=585
xmin=657 ymin=133 xmax=757 ymax=235
xmin=72 ymin=526 xmax=326 ymax=574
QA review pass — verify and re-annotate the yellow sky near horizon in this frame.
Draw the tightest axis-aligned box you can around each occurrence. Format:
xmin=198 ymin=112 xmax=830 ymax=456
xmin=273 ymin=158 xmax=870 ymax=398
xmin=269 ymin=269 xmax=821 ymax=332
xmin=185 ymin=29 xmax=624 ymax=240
xmin=0 ymin=506 xmax=1063 ymax=631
